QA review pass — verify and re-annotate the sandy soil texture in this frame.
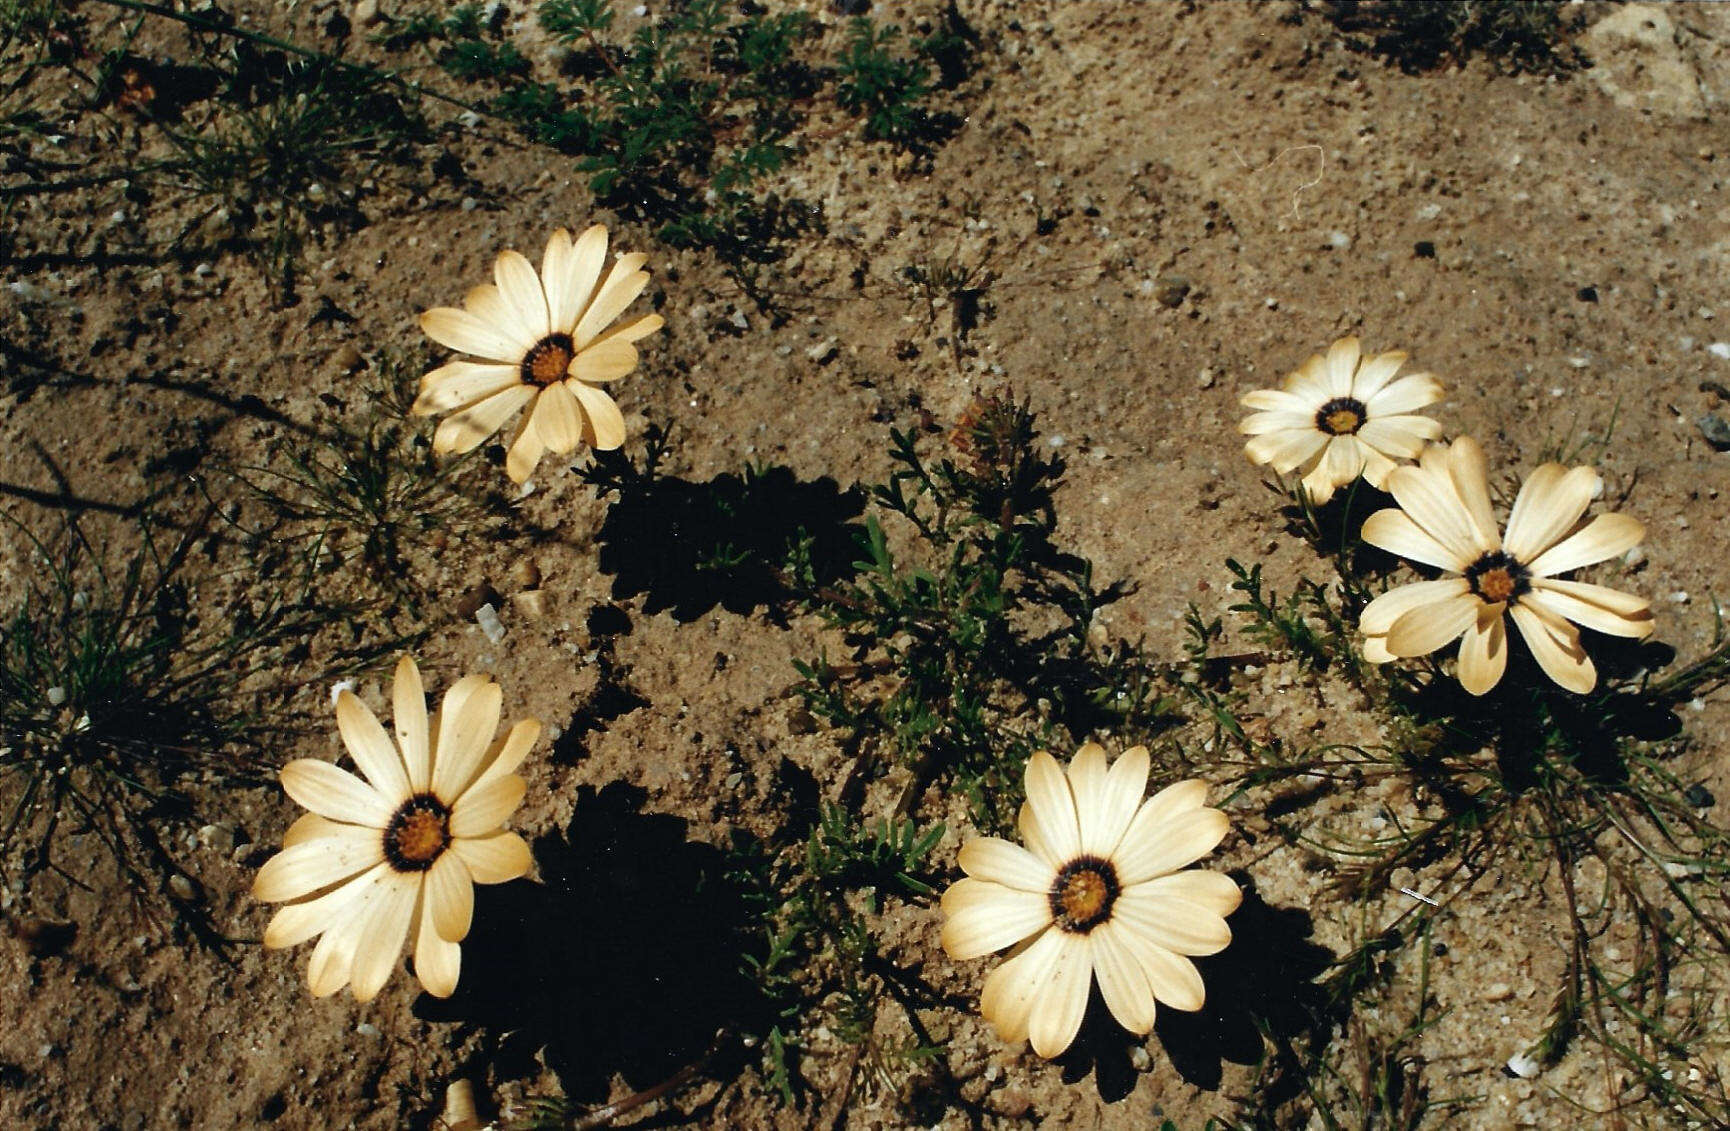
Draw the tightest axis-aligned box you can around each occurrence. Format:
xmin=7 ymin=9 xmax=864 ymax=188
xmin=4 ymin=1 xmax=1730 ymax=1128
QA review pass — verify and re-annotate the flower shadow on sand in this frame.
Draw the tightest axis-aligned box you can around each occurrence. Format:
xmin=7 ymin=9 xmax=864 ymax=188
xmin=1055 ymin=878 xmax=1332 ymax=1103
xmin=581 ymin=427 xmax=867 ymax=622
xmin=416 ymin=782 xmax=765 ymax=1105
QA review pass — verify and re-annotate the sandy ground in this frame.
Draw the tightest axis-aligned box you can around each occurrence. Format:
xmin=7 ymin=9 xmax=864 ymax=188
xmin=4 ymin=1 xmax=1730 ymax=1127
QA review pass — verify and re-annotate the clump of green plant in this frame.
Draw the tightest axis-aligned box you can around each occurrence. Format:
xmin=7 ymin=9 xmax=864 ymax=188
xmin=159 ymin=55 xmax=428 ymax=290
xmin=731 ymin=804 xmax=945 ymax=1105
xmin=0 ymin=504 xmax=382 ymax=925
xmin=792 ymin=392 xmax=1176 ymax=831
xmin=1318 ymin=0 xmax=1583 ymax=74
xmin=208 ymin=357 xmax=501 ymax=611
xmin=1207 ymin=476 xmax=1730 ymax=1124
xmin=834 ymin=18 xmax=935 ymax=147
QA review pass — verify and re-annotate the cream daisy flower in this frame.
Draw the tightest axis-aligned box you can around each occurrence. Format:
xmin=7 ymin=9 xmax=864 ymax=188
xmin=1359 ymin=436 xmax=1653 ymax=695
xmin=1239 ymin=336 xmax=1445 ymax=504
xmin=414 ymin=224 xmax=663 ymax=483
xmin=252 ymin=656 xmax=538 ymax=1001
xmin=940 ymin=744 xmax=1240 ymax=1059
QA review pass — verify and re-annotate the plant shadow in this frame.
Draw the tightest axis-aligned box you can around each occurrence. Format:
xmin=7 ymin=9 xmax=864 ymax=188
xmin=582 ymin=429 xmax=867 ymax=622
xmin=416 ymin=782 xmax=765 ymax=1102
xmin=1153 ymin=881 xmax=1333 ymax=1095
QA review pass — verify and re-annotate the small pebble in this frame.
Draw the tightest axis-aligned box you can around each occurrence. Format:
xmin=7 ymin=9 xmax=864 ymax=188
xmin=729 ymin=308 xmax=749 ymax=331
xmin=1697 ymin=413 xmax=1730 ymax=450
xmin=1670 ymin=591 xmax=1690 ymax=605
xmin=475 ymin=603 xmax=507 ymax=644
xmin=1708 ymin=342 xmax=1730 ymax=360
xmin=1153 ymin=276 xmax=1190 ymax=308
xmin=356 ymin=1023 xmax=381 ymax=1038
xmin=1129 ymin=1045 xmax=1152 ymax=1071
xmin=1507 ymin=1053 xmax=1541 ymax=1079
xmin=46 ymin=686 xmax=66 ymax=707
xmin=167 ymin=874 xmax=199 ymax=902
xmin=1484 ymin=981 xmax=1514 ymax=1002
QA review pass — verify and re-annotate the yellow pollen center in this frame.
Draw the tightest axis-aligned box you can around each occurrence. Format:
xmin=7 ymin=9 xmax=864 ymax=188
xmin=1059 ymin=870 xmax=1110 ymax=922
xmin=528 ymin=343 xmax=573 ymax=386
xmin=392 ymin=810 xmax=448 ymax=864
xmin=1477 ymin=567 xmax=1517 ymax=604
xmin=1324 ymin=407 xmax=1362 ymax=435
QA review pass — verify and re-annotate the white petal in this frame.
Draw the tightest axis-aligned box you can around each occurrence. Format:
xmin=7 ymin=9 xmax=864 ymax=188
xmin=1510 ymin=603 xmax=1596 ymax=693
xmin=279 ymin=759 xmax=393 ymax=828
xmin=957 ymin=837 xmax=1054 ymax=893
xmin=1129 ymin=939 xmax=1206 ymax=1012
xmin=1384 ymin=593 xmax=1481 ymax=657
xmin=1283 ymin=354 xmax=1332 ymax=401
xmin=1503 ymin=464 xmax=1600 ymax=561
xmin=504 ymin=412 xmax=548 ymax=484
xmin=1359 ymin=579 xmax=1473 ymax=636
xmin=1351 ymin=350 xmax=1408 ymax=401
xmin=432 ymin=385 xmax=535 ymax=455
xmin=1524 ymin=585 xmax=1653 ymax=639
xmin=1240 ymin=388 xmax=1312 ymax=414
xmin=539 ymin=228 xmax=580 ymax=333
xmin=392 ymin=656 xmax=431 ymax=793
xmin=1133 ymin=870 xmax=1243 ymax=918
xmin=1527 ymin=513 xmax=1645 ymax=579
xmin=574 ymin=255 xmax=650 ymax=347
xmin=587 ymin=311 xmax=664 ymax=348
xmin=1066 ymin=743 xmax=1112 ymax=856
xmin=413 ymin=362 xmax=521 ymax=416
xmin=1027 ymin=934 xmax=1093 ymax=1058
xmin=1022 ymin=751 xmax=1081 ymax=862
xmin=450 ymin=830 xmax=533 ymax=884
xmin=1115 ymin=884 xmax=1234 ymax=955
xmin=335 ymin=691 xmax=410 ymax=804
xmin=940 ymin=879 xmax=1051 ymax=959
xmin=449 ymin=774 xmax=526 ymax=838
xmin=349 ymin=872 xmax=419 ymax=1002
xmin=556 ymin=224 xmax=610 ymax=335
xmin=1527 ymin=579 xmax=1653 ymax=636
xmin=1356 ymin=414 xmax=1443 ymax=459
xmin=570 ymin=381 xmax=626 ymax=450
xmin=1444 ymin=434 xmax=1499 ymax=551
xmin=979 ymin=926 xmax=1063 ymax=1045
xmin=252 ymin=826 xmax=384 ymax=903
xmin=264 ymin=861 xmax=387 ymax=949
xmin=1245 ymin=428 xmax=1327 ymax=474
xmin=1363 ymin=372 xmax=1443 ymax=417
xmin=1093 ymin=745 xmax=1150 ymax=859
xmin=1091 ymin=921 xmax=1157 ymax=1034
xmin=419 ymin=306 xmax=521 ymax=363
xmin=494 ymin=249 xmax=550 ymax=342
xmin=467 ymin=718 xmax=542 ymax=797
xmin=412 ymin=891 xmax=463 ymax=997
xmin=569 ymin=339 xmax=640 ymax=383
xmin=1385 ymin=457 xmax=1486 ymax=562
xmin=430 ymin=676 xmax=502 ymax=802
xmin=1238 ymin=410 xmax=1315 ymax=437
xmin=1361 ymin=510 xmax=1468 ymax=572
xmin=1324 ymin=336 xmax=1361 ymax=398
xmin=1300 ymin=436 xmax=1368 ymax=502
xmin=531 ymin=379 xmax=585 ymax=454
xmin=424 ymin=849 xmax=475 ymax=942
xmin=1456 ymin=605 xmax=1509 ymax=696
xmin=1114 ymin=806 xmax=1230 ymax=886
